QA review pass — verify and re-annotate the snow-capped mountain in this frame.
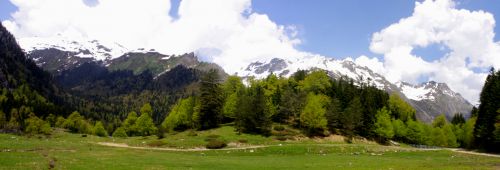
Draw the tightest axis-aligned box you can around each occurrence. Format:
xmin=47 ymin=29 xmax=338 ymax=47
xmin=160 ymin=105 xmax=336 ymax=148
xmin=238 ymin=56 xmax=473 ymax=123
xmin=18 ymin=37 xmax=472 ymax=123
xmin=18 ymin=36 xmax=129 ymax=61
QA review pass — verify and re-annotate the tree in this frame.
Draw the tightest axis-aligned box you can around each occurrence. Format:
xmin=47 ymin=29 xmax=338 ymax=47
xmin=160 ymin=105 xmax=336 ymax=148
xmin=325 ymin=97 xmax=342 ymax=132
xmin=462 ymin=117 xmax=476 ymax=148
xmin=93 ymin=121 xmax=108 ymax=137
xmin=63 ymin=111 xmax=91 ymax=134
xmin=162 ymin=97 xmax=196 ymax=132
xmin=341 ymin=97 xmax=363 ymax=137
xmin=451 ymin=113 xmax=466 ymax=125
xmin=123 ymin=111 xmax=138 ymax=136
xmin=140 ymin=103 xmax=153 ymax=117
xmin=112 ymin=127 xmax=128 ymax=138
xmin=433 ymin=114 xmax=447 ymax=128
xmin=406 ymin=120 xmax=424 ymax=144
xmin=222 ymin=93 xmax=238 ymax=120
xmin=300 ymin=93 xmax=329 ymax=135
xmin=198 ymin=69 xmax=223 ymax=130
xmin=474 ymin=68 xmax=500 ymax=152
xmin=299 ymin=70 xmax=331 ymax=94
xmin=136 ymin=104 xmax=158 ymax=136
xmin=24 ymin=113 xmax=51 ymax=135
xmin=235 ymin=84 xmax=272 ymax=135
xmin=443 ymin=124 xmax=458 ymax=147
xmin=55 ymin=116 xmax=65 ymax=128
xmin=45 ymin=114 xmax=56 ymax=127
xmin=388 ymin=94 xmax=416 ymax=122
xmin=391 ymin=119 xmax=407 ymax=141
xmin=373 ymin=107 xmax=394 ymax=142
xmin=430 ymin=127 xmax=447 ymax=147
xmin=0 ymin=111 xmax=6 ymax=129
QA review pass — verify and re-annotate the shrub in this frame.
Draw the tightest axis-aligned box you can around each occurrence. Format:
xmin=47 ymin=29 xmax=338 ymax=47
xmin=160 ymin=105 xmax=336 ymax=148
xmin=93 ymin=121 xmax=108 ymax=137
xmin=238 ymin=139 xmax=248 ymax=143
xmin=112 ymin=127 xmax=128 ymax=138
xmin=206 ymin=139 xmax=227 ymax=149
xmin=275 ymin=136 xmax=288 ymax=141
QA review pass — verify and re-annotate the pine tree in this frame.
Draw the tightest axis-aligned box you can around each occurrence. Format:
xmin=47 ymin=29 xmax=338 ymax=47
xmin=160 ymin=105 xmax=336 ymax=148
xmin=474 ymin=68 xmax=500 ymax=152
xmin=341 ymin=97 xmax=363 ymax=137
xmin=198 ymin=69 xmax=223 ymax=130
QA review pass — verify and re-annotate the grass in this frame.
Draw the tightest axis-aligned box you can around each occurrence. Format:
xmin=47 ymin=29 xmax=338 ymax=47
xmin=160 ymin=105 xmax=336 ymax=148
xmin=0 ymin=127 xmax=499 ymax=169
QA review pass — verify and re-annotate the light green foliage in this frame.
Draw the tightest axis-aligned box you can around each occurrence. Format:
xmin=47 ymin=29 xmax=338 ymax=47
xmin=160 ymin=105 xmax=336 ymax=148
xmin=93 ymin=121 xmax=108 ymax=137
xmin=374 ymin=107 xmax=394 ymax=140
xmin=112 ymin=127 xmax=128 ymax=138
xmin=140 ymin=103 xmax=153 ymax=117
xmin=45 ymin=114 xmax=56 ymax=127
xmin=62 ymin=111 xmax=92 ymax=134
xmin=430 ymin=127 xmax=447 ymax=146
xmin=443 ymin=124 xmax=458 ymax=147
xmin=136 ymin=105 xmax=158 ymax=136
xmin=24 ymin=113 xmax=51 ymax=135
xmin=432 ymin=114 xmax=447 ymax=128
xmin=388 ymin=94 xmax=416 ymax=122
xmin=299 ymin=70 xmax=331 ymax=94
xmin=123 ymin=111 xmax=138 ymax=136
xmin=55 ymin=116 xmax=65 ymax=128
xmin=462 ymin=117 xmax=476 ymax=148
xmin=406 ymin=120 xmax=424 ymax=144
xmin=162 ymin=97 xmax=196 ymax=132
xmin=222 ymin=76 xmax=244 ymax=95
xmin=391 ymin=119 xmax=407 ymax=140
xmin=222 ymin=93 xmax=238 ymax=119
xmin=300 ymin=93 xmax=329 ymax=133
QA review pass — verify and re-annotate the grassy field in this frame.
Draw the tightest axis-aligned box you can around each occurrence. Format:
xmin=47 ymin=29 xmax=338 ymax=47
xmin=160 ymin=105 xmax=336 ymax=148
xmin=0 ymin=126 xmax=499 ymax=169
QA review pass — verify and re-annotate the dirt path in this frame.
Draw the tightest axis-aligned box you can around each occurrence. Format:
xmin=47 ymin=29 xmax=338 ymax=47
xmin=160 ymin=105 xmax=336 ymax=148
xmin=447 ymin=148 xmax=500 ymax=158
xmin=96 ymin=142 xmax=269 ymax=152
xmin=96 ymin=142 xmax=500 ymax=158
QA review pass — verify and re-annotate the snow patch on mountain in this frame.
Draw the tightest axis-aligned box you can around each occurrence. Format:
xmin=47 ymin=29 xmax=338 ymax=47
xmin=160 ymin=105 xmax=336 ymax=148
xmin=17 ymin=36 xmax=129 ymax=61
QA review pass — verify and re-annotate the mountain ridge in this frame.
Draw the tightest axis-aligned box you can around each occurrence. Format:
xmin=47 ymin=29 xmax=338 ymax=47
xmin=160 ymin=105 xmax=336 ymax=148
xmin=18 ymin=38 xmax=473 ymax=123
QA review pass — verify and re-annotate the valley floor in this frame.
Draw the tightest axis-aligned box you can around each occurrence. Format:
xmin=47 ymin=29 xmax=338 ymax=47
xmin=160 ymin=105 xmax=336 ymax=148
xmin=1 ymin=127 xmax=499 ymax=170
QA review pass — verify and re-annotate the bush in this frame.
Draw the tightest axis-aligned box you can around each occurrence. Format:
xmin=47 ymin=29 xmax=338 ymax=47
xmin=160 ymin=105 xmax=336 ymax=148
xmin=112 ymin=127 xmax=128 ymax=138
xmin=238 ymin=139 xmax=248 ymax=143
xmin=273 ymin=125 xmax=285 ymax=131
xmin=93 ymin=121 xmax=108 ymax=137
xmin=206 ymin=139 xmax=227 ymax=149
xmin=275 ymin=136 xmax=288 ymax=141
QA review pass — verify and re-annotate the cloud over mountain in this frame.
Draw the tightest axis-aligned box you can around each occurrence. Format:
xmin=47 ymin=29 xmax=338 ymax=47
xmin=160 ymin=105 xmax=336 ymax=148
xmin=358 ymin=0 xmax=500 ymax=104
xmin=3 ymin=0 xmax=303 ymax=74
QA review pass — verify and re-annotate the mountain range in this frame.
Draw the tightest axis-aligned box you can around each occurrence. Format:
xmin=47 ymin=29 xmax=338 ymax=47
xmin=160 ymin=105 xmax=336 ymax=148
xmin=17 ymin=36 xmax=473 ymax=123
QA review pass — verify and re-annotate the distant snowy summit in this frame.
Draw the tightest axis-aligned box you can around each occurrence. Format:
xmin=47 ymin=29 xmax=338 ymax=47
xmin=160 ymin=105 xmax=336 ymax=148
xmin=238 ymin=56 xmax=473 ymax=122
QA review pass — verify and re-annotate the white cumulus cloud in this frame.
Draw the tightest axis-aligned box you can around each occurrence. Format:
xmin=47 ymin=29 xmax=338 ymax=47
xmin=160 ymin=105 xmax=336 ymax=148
xmin=2 ymin=0 xmax=303 ymax=74
xmin=358 ymin=0 xmax=500 ymax=104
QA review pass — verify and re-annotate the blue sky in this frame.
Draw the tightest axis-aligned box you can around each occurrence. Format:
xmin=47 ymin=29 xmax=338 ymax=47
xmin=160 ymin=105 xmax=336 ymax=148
xmin=1 ymin=0 xmax=498 ymax=60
